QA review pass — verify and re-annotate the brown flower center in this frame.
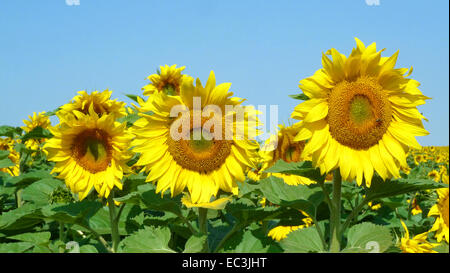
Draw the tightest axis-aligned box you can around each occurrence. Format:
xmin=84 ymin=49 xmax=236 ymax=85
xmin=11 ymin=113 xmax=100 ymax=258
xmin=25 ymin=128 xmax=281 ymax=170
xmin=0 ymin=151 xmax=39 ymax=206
xmin=327 ymin=77 xmax=392 ymax=150
xmin=166 ymin=115 xmax=232 ymax=173
xmin=72 ymin=129 xmax=112 ymax=173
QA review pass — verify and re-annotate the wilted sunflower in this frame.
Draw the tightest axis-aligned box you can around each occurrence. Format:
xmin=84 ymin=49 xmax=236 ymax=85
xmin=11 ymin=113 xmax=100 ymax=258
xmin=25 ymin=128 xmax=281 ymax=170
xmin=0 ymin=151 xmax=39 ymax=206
xmin=21 ymin=111 xmax=51 ymax=151
xmin=142 ymin=64 xmax=192 ymax=96
xmin=291 ymin=38 xmax=429 ymax=186
xmin=249 ymin=124 xmax=315 ymax=185
xmin=428 ymin=188 xmax=449 ymax=243
xmin=399 ymin=220 xmax=438 ymax=253
xmin=131 ymin=71 xmax=260 ymax=204
xmin=267 ymin=210 xmax=313 ymax=242
xmin=0 ymin=137 xmax=20 ymax=176
xmin=57 ymin=90 xmax=126 ymax=122
xmin=44 ymin=108 xmax=133 ymax=200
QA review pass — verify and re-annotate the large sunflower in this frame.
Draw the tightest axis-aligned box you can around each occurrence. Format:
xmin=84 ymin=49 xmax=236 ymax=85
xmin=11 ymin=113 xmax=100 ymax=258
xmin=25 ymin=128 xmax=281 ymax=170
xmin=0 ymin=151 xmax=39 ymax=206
xmin=428 ymin=188 xmax=449 ymax=243
xmin=44 ymin=108 xmax=133 ymax=200
xmin=142 ymin=64 xmax=192 ymax=96
xmin=57 ymin=90 xmax=126 ymax=122
xmin=249 ymin=124 xmax=315 ymax=185
xmin=131 ymin=71 xmax=260 ymax=204
xmin=291 ymin=38 xmax=429 ymax=186
xmin=21 ymin=111 xmax=51 ymax=151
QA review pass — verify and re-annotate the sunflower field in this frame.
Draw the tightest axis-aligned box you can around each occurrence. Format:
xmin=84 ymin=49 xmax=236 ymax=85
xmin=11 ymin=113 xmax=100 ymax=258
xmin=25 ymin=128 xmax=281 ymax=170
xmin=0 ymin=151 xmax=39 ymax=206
xmin=0 ymin=39 xmax=448 ymax=255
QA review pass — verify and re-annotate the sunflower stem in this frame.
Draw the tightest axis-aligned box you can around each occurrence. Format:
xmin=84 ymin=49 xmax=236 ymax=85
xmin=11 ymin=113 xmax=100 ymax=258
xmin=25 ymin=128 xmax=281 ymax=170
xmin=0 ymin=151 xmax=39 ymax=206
xmin=329 ymin=169 xmax=342 ymax=253
xmin=198 ymin=207 xmax=210 ymax=252
xmin=107 ymin=193 xmax=120 ymax=253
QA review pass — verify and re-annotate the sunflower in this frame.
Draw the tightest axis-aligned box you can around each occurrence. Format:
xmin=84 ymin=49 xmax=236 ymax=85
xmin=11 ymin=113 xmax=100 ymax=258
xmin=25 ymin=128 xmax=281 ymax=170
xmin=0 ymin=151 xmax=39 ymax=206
xmin=0 ymin=137 xmax=20 ymax=176
xmin=428 ymin=170 xmax=440 ymax=182
xmin=249 ymin=124 xmax=315 ymax=185
xmin=428 ymin=188 xmax=449 ymax=243
xmin=408 ymin=197 xmax=423 ymax=216
xmin=131 ymin=71 xmax=260 ymax=204
xmin=44 ymin=108 xmax=133 ymax=200
xmin=21 ymin=111 xmax=51 ymax=151
xmin=57 ymin=90 xmax=126 ymax=122
xmin=291 ymin=38 xmax=430 ymax=186
xmin=142 ymin=64 xmax=192 ymax=97
xmin=268 ymin=210 xmax=313 ymax=242
xmin=399 ymin=220 xmax=438 ymax=253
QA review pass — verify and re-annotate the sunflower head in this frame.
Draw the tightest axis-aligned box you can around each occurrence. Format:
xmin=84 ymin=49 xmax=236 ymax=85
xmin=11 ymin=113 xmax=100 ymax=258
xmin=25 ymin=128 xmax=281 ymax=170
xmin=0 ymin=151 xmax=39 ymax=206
xmin=0 ymin=137 xmax=20 ymax=176
xmin=291 ymin=38 xmax=430 ymax=186
xmin=428 ymin=188 xmax=449 ymax=243
xmin=21 ymin=111 xmax=51 ymax=151
xmin=142 ymin=64 xmax=192 ymax=97
xmin=57 ymin=90 xmax=126 ymax=122
xmin=44 ymin=109 xmax=133 ymax=200
xmin=256 ymin=124 xmax=315 ymax=185
xmin=131 ymin=70 xmax=260 ymax=204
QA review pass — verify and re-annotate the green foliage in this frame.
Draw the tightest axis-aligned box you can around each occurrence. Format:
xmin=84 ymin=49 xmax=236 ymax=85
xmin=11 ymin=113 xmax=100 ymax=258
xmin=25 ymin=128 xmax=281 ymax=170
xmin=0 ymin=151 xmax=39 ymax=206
xmin=0 ymin=133 xmax=448 ymax=253
xmin=342 ymin=222 xmax=392 ymax=253
xmin=279 ymin=226 xmax=325 ymax=253
xmin=0 ymin=126 xmax=23 ymax=138
xmin=118 ymin=226 xmax=176 ymax=253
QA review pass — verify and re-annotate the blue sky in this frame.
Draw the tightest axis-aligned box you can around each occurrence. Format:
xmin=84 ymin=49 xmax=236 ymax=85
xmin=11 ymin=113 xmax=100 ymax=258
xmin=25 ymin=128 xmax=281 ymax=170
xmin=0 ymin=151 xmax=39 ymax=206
xmin=0 ymin=0 xmax=448 ymax=145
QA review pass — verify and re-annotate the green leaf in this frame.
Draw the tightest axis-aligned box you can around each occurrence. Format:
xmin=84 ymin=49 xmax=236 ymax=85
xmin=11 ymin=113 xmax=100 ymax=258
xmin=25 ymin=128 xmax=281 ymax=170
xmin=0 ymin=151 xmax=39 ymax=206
xmin=21 ymin=126 xmax=53 ymax=143
xmin=264 ymin=160 xmax=325 ymax=183
xmin=433 ymin=243 xmax=449 ymax=253
xmin=183 ymin=235 xmax=208 ymax=253
xmin=0 ymin=150 xmax=10 ymax=160
xmin=279 ymin=226 xmax=324 ymax=253
xmin=44 ymin=108 xmax=60 ymax=117
xmin=343 ymin=222 xmax=393 ymax=253
xmin=0 ymin=125 xmax=23 ymax=138
xmin=288 ymin=93 xmax=310 ymax=101
xmin=8 ymin=231 xmax=51 ymax=245
xmin=40 ymin=201 xmax=103 ymax=226
xmin=80 ymin=244 xmax=99 ymax=253
xmin=83 ymin=205 xmax=136 ymax=235
xmin=21 ymin=178 xmax=65 ymax=205
xmin=0 ymin=204 xmax=43 ymax=231
xmin=118 ymin=226 xmax=176 ymax=253
xmin=117 ymin=184 xmax=183 ymax=217
xmin=0 ymin=242 xmax=34 ymax=253
xmin=223 ymin=230 xmax=270 ymax=253
xmin=226 ymin=201 xmax=281 ymax=225
xmin=117 ymin=112 xmax=141 ymax=128
xmin=0 ymin=154 xmax=14 ymax=169
xmin=257 ymin=176 xmax=323 ymax=217
xmin=6 ymin=170 xmax=54 ymax=190
xmin=125 ymin=94 xmax=142 ymax=103
xmin=365 ymin=175 xmax=449 ymax=201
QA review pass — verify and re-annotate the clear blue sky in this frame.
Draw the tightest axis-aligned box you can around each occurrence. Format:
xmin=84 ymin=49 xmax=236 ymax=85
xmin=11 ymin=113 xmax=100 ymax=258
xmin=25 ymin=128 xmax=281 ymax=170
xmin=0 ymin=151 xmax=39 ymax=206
xmin=0 ymin=0 xmax=448 ymax=146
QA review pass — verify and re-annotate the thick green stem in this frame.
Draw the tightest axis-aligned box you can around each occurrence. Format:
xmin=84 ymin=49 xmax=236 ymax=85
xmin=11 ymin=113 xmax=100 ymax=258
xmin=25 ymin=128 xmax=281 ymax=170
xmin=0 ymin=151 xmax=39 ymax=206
xmin=198 ymin=208 xmax=209 ymax=252
xmin=107 ymin=193 xmax=120 ymax=253
xmin=16 ymin=151 xmax=30 ymax=208
xmin=329 ymin=169 xmax=342 ymax=253
xmin=15 ymin=190 xmax=22 ymax=208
